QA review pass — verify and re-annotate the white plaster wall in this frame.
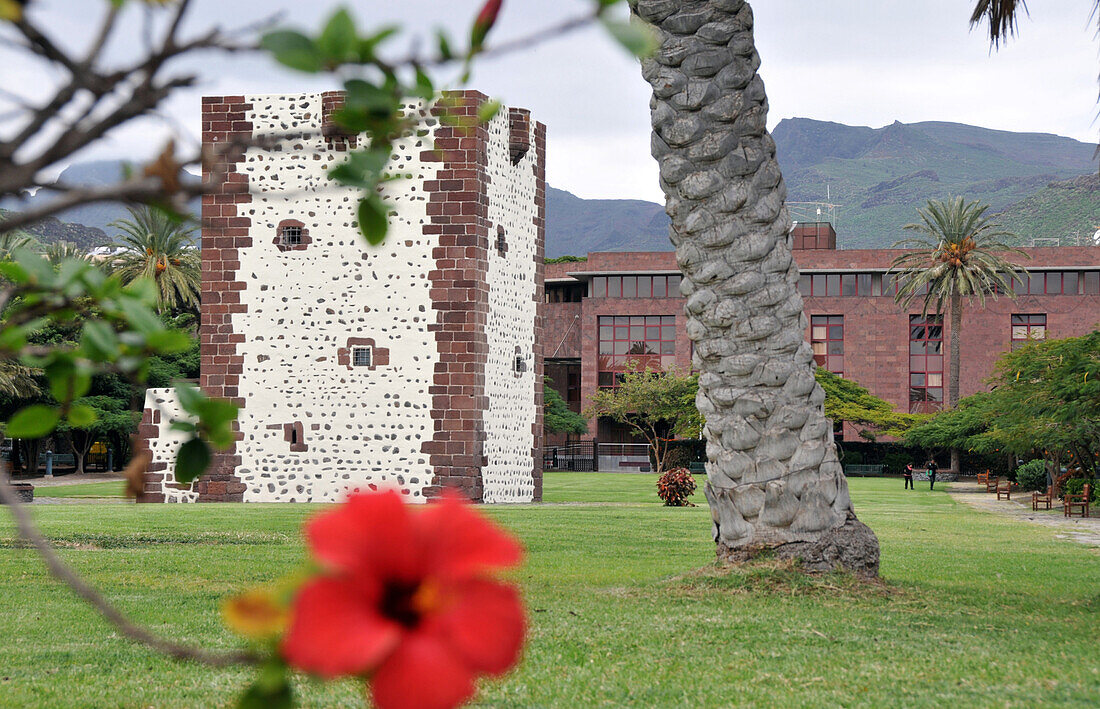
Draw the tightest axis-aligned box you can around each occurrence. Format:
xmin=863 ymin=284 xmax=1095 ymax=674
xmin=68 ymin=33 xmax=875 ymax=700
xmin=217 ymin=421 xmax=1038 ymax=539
xmin=230 ymin=93 xmax=441 ymax=502
xmin=142 ymin=388 xmax=199 ymax=503
xmin=481 ymin=113 xmax=539 ymax=503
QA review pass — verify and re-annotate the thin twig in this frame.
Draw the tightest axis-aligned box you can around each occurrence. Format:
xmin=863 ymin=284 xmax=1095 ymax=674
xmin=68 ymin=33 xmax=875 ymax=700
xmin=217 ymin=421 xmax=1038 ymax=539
xmin=0 ymin=475 xmax=259 ymax=667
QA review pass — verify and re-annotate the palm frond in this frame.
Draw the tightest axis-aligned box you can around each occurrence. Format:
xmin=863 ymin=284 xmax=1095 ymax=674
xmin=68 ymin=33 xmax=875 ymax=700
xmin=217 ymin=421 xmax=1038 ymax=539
xmin=107 ymin=205 xmax=200 ymax=312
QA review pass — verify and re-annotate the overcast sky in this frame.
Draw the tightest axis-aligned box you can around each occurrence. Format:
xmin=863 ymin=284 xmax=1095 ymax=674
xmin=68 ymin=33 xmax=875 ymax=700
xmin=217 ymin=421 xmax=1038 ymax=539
xmin=4 ymin=1 xmax=1098 ymax=203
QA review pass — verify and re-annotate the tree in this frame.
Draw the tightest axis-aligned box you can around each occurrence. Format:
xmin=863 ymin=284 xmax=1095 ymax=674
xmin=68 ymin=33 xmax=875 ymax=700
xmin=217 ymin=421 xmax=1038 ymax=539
xmin=108 ymin=206 xmax=201 ymax=313
xmin=634 ymin=1 xmax=879 ymax=574
xmin=970 ymin=1 xmax=1100 ymax=48
xmin=55 ymin=395 xmax=137 ymax=475
xmin=585 ymin=367 xmax=700 ymax=474
xmin=891 ymin=196 xmax=1026 ymax=471
xmin=544 ymin=376 xmax=588 ymax=437
xmin=816 ymin=368 xmax=922 ymax=441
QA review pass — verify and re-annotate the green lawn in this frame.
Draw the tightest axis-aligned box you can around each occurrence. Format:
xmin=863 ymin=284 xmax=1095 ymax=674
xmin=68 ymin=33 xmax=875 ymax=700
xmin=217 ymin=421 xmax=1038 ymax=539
xmin=32 ymin=480 xmax=125 ymax=498
xmin=1 ymin=476 xmax=1098 ymax=707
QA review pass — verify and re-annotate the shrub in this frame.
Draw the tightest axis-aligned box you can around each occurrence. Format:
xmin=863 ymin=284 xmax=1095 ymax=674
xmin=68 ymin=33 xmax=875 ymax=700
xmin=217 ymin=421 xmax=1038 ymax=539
xmin=1014 ymin=460 xmax=1047 ymax=492
xmin=842 ymin=449 xmax=864 ymax=466
xmin=882 ymin=450 xmax=910 ymax=476
xmin=657 ymin=467 xmax=697 ymax=507
xmin=1061 ymin=478 xmax=1098 ymax=502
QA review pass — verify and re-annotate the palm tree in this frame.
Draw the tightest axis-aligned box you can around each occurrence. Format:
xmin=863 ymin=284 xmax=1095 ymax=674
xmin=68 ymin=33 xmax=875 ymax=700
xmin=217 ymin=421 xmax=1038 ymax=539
xmin=0 ymin=230 xmax=34 ymax=262
xmin=634 ymin=1 xmax=879 ymax=575
xmin=891 ymin=196 xmax=1027 ymax=471
xmin=970 ymin=1 xmax=1100 ymax=47
xmin=108 ymin=206 xmax=200 ymax=313
xmin=44 ymin=240 xmax=91 ymax=268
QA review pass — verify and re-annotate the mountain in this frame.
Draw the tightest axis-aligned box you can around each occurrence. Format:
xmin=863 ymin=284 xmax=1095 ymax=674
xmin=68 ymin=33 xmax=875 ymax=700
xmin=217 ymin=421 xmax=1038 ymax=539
xmin=6 ymin=120 xmax=1097 ymax=255
xmin=0 ymin=160 xmax=201 ymax=239
xmin=773 ymin=118 xmax=1098 ymax=248
xmin=545 ymin=187 xmax=670 ymax=257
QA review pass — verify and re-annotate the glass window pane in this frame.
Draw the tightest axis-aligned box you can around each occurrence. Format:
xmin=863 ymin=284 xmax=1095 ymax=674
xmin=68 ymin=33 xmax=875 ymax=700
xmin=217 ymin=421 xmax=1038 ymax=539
xmin=622 ymin=276 xmax=637 ymax=298
xmin=798 ymin=275 xmax=811 ymax=296
xmin=812 ymin=274 xmax=825 ymax=295
xmin=910 ymin=341 xmax=926 ymax=355
xmin=598 ymin=372 xmax=613 ymax=386
xmin=629 ymin=325 xmax=644 ymax=340
xmin=910 ymin=356 xmax=926 ymax=372
xmin=646 ymin=326 xmax=660 ymax=339
xmin=1031 ymin=326 xmax=1046 ymax=340
xmin=872 ymin=274 xmax=883 ymax=297
xmin=1084 ymin=271 xmax=1099 ymax=295
xmin=812 ymin=326 xmax=827 ymax=340
xmin=661 ymin=325 xmax=675 ymax=340
xmin=830 ymin=315 xmax=844 ymax=325
xmin=607 ymin=277 xmax=621 ymax=298
xmin=927 ymin=373 xmax=943 ymax=387
xmin=910 ymin=326 xmax=925 ymax=340
xmin=812 ymin=342 xmax=827 ymax=355
xmin=826 ymin=274 xmax=841 ymax=296
xmin=927 ymin=340 xmax=942 ymax=354
xmin=927 ymin=355 xmax=943 ymax=372
xmin=637 ymin=276 xmax=652 ymax=298
xmin=841 ymin=274 xmax=857 ymax=296
xmin=927 ymin=326 xmax=943 ymax=341
xmin=927 ymin=388 xmax=943 ymax=402
xmin=600 ymin=325 xmax=612 ymax=340
xmin=614 ymin=340 xmax=628 ymax=355
xmin=599 ymin=340 xmax=612 ymax=355
xmin=1013 ymin=277 xmax=1027 ymax=295
xmin=668 ymin=276 xmax=681 ymax=296
xmin=592 ymin=277 xmax=606 ymax=298
xmin=653 ymin=277 xmax=667 ymax=298
xmin=1063 ymin=271 xmax=1078 ymax=294
xmin=660 ymin=340 xmax=675 ymax=355
xmin=660 ymin=355 xmax=676 ymax=369
xmin=1011 ymin=325 xmax=1028 ymax=340
xmin=857 ymin=274 xmax=872 ymax=296
xmin=910 ymin=373 xmax=925 ymax=386
xmin=615 ymin=326 xmax=628 ymax=339
xmin=828 ymin=325 xmax=843 ymax=340
xmin=909 ymin=388 xmax=925 ymax=402
xmin=828 ymin=356 xmax=844 ymax=371
xmin=827 ymin=341 xmax=843 ymax=355
xmin=1029 ymin=273 xmax=1044 ymax=294
xmin=1011 ymin=314 xmax=1025 ymax=325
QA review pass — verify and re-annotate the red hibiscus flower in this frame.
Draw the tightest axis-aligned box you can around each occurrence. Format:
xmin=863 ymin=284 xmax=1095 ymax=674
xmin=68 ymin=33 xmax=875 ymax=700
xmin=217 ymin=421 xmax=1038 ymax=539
xmin=281 ymin=491 xmax=525 ymax=709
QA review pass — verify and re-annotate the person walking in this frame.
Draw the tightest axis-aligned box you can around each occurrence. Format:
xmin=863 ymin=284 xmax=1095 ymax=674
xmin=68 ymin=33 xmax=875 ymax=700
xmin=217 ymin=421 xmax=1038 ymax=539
xmin=927 ymin=459 xmax=938 ymax=491
xmin=904 ymin=463 xmax=915 ymax=490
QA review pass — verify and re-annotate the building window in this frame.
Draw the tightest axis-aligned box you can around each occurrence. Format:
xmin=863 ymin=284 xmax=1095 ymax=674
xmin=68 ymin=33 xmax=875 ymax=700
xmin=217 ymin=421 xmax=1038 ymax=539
xmin=352 ymin=346 xmax=372 ymax=367
xmin=909 ymin=315 xmax=943 ymax=413
xmin=1083 ymin=271 xmax=1100 ymax=295
xmin=798 ymin=272 xmax=883 ymax=297
xmin=1011 ymin=314 xmax=1046 ymax=349
xmin=597 ymin=315 xmax=676 ymax=388
xmin=280 ymin=225 xmax=302 ymax=246
xmin=1011 ymin=271 xmax=1084 ymax=296
xmin=545 ymin=283 xmax=585 ymax=302
xmin=496 ymin=226 xmax=508 ymax=257
xmin=590 ymin=275 xmax=681 ymax=299
xmin=810 ymin=315 xmax=843 ymax=375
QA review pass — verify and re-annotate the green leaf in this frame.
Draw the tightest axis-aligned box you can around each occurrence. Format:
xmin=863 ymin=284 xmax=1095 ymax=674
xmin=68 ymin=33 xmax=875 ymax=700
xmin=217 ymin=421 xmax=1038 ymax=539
xmin=436 ymin=29 xmax=454 ymax=60
xmin=237 ymin=677 xmax=294 ymax=709
xmin=81 ymin=320 xmax=119 ymax=360
xmin=478 ymin=99 xmax=502 ymax=124
xmin=117 ymin=296 xmax=163 ymax=336
xmin=145 ymin=329 xmax=192 ymax=353
xmin=317 ymin=8 xmax=356 ymax=62
xmin=46 ymin=358 xmax=92 ymax=402
xmin=175 ymin=384 xmax=205 ymax=413
xmin=175 ymin=437 xmax=211 ymax=484
xmin=600 ymin=17 xmax=658 ymax=57
xmin=260 ymin=30 xmax=324 ymax=73
xmin=357 ymin=25 xmax=399 ymax=62
xmin=0 ymin=260 xmax=29 ymax=284
xmin=68 ymin=404 xmax=98 ymax=428
xmin=6 ymin=405 xmax=61 ymax=439
xmin=414 ymin=67 xmax=434 ymax=101
xmin=123 ymin=276 xmax=158 ymax=305
xmin=357 ymin=195 xmax=389 ymax=245
xmin=13 ymin=247 xmax=54 ymax=287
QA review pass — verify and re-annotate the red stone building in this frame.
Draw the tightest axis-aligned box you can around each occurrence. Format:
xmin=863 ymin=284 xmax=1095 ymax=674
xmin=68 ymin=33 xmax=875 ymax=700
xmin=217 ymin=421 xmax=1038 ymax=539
xmin=545 ymin=223 xmax=1100 ymax=443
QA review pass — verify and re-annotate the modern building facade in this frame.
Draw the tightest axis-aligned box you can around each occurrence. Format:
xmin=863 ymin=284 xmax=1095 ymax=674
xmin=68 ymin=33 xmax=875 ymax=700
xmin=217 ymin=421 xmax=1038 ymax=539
xmin=140 ymin=90 xmax=546 ymax=503
xmin=545 ymin=223 xmax=1100 ymax=443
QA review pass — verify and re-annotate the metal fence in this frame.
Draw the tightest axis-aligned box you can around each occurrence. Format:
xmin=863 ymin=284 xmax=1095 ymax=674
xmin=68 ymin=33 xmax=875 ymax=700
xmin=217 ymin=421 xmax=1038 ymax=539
xmin=544 ymin=440 xmax=597 ymax=472
xmin=843 ymin=463 xmax=885 ymax=477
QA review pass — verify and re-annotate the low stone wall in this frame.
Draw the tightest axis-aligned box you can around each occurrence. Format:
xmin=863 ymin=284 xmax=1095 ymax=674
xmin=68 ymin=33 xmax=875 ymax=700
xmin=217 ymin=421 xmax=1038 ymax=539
xmin=3 ymin=483 xmax=34 ymax=503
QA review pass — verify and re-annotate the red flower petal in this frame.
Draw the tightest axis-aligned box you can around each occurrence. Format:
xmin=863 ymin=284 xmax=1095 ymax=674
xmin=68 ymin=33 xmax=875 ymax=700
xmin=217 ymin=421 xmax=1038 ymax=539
xmin=306 ymin=491 xmax=423 ymax=582
xmin=281 ymin=577 xmax=400 ymax=678
xmin=417 ymin=494 xmax=522 ymax=580
xmin=431 ymin=579 xmax=525 ymax=675
xmin=371 ymin=632 xmax=476 ymax=709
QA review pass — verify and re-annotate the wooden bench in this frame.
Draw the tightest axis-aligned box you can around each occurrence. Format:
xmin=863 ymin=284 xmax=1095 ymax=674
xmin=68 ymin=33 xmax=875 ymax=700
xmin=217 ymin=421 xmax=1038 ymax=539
xmin=1031 ymin=486 xmax=1053 ymax=511
xmin=977 ymin=471 xmax=991 ymax=485
xmin=984 ymin=476 xmax=999 ymax=493
xmin=1064 ymin=484 xmax=1091 ymax=518
xmin=996 ymin=478 xmax=1012 ymax=501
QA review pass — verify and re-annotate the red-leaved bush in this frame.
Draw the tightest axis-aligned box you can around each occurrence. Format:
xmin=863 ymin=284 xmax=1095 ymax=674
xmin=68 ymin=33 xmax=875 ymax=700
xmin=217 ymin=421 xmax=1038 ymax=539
xmin=656 ymin=467 xmax=697 ymax=506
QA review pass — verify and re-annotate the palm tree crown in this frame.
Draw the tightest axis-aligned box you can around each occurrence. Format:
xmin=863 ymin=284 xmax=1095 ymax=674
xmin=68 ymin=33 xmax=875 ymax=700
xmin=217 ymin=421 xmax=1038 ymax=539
xmin=108 ymin=206 xmax=200 ymax=313
xmin=891 ymin=196 xmax=1027 ymax=318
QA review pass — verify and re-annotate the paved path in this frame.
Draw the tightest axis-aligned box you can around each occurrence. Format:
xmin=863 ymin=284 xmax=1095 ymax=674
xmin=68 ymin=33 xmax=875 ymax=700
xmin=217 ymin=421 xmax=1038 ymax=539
xmin=14 ymin=472 xmax=124 ymax=488
xmin=948 ymin=481 xmax=1100 ymax=549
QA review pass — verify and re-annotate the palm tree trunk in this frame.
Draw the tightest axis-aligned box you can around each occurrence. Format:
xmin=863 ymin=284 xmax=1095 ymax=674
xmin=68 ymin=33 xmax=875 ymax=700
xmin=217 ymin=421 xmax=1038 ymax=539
xmin=635 ymin=0 xmax=878 ymax=575
xmin=949 ymin=291 xmax=962 ymax=472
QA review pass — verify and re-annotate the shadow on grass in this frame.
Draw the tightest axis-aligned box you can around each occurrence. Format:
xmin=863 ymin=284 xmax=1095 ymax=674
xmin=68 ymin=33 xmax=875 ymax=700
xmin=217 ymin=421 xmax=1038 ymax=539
xmin=665 ymin=558 xmax=897 ymax=599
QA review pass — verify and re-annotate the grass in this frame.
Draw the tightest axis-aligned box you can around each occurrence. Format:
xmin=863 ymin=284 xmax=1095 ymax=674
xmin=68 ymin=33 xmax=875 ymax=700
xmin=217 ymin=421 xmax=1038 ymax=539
xmin=31 ymin=481 xmax=125 ymax=498
xmin=1 ymin=476 xmax=1098 ymax=707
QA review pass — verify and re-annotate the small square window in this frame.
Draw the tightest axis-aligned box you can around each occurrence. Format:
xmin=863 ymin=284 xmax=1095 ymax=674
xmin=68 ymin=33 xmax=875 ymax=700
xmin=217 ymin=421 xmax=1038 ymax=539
xmin=514 ymin=355 xmax=527 ymax=373
xmin=280 ymin=226 xmax=303 ymax=246
xmin=352 ymin=346 xmax=372 ymax=367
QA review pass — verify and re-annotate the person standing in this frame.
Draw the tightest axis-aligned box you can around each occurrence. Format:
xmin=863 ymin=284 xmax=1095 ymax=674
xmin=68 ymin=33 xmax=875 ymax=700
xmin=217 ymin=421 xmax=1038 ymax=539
xmin=927 ymin=459 xmax=939 ymax=491
xmin=904 ymin=463 xmax=915 ymax=490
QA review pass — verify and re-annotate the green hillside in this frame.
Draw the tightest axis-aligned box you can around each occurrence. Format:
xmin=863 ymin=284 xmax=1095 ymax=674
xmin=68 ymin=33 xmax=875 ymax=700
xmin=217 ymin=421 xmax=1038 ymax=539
xmin=774 ymin=119 xmax=1098 ymax=248
xmin=993 ymin=174 xmax=1100 ymax=246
